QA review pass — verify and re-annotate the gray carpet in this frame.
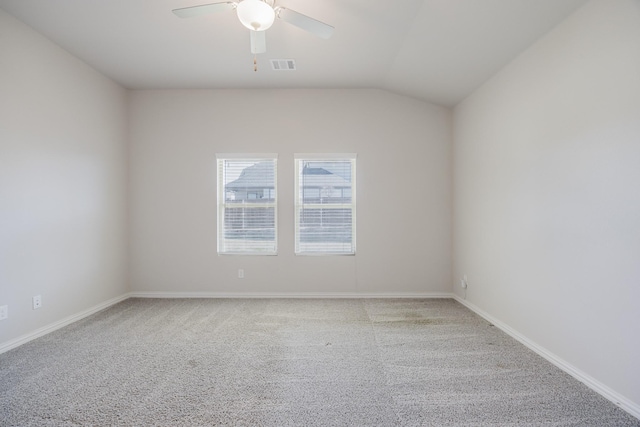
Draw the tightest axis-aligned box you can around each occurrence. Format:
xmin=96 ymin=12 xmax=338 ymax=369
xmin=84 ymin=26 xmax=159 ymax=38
xmin=0 ymin=298 xmax=638 ymax=426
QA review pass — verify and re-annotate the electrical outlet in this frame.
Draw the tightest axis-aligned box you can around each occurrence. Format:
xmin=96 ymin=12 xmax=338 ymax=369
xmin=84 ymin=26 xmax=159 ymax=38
xmin=238 ymin=269 xmax=244 ymax=279
xmin=33 ymin=295 xmax=42 ymax=310
xmin=461 ymin=274 xmax=468 ymax=289
xmin=0 ymin=305 xmax=7 ymax=320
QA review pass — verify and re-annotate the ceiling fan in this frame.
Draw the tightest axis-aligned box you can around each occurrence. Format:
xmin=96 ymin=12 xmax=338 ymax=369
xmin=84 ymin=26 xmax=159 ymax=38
xmin=172 ymin=0 xmax=334 ymax=55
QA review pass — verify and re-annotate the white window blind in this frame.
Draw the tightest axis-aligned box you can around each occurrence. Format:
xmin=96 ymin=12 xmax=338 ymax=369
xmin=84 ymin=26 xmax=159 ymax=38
xmin=294 ymin=154 xmax=356 ymax=255
xmin=217 ymin=154 xmax=277 ymax=255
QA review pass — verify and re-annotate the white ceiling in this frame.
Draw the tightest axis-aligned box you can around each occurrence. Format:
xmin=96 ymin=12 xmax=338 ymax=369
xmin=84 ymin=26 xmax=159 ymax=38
xmin=0 ymin=0 xmax=587 ymax=107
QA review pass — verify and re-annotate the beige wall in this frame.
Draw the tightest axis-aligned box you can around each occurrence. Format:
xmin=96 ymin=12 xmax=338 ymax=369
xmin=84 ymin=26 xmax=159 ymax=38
xmin=453 ymin=0 xmax=640 ymax=410
xmin=0 ymin=10 xmax=128 ymax=345
xmin=128 ymin=89 xmax=452 ymax=295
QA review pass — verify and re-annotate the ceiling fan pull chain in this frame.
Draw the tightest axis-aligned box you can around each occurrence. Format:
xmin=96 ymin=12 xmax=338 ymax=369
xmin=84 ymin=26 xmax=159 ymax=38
xmin=254 ymin=55 xmax=258 ymax=72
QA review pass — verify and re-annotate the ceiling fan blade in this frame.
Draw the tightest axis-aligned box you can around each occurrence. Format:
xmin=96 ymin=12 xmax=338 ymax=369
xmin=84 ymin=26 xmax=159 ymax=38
xmin=250 ymin=30 xmax=267 ymax=54
xmin=172 ymin=1 xmax=236 ymax=18
xmin=276 ymin=7 xmax=334 ymax=40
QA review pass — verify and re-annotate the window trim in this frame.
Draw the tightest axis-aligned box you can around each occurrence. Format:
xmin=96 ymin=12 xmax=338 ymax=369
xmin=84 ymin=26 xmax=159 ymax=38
xmin=294 ymin=153 xmax=357 ymax=256
xmin=216 ymin=153 xmax=278 ymax=256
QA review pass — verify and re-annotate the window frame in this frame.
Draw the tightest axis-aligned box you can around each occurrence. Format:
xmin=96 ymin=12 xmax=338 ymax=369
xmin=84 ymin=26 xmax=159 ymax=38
xmin=216 ymin=153 xmax=278 ymax=255
xmin=294 ymin=153 xmax=357 ymax=256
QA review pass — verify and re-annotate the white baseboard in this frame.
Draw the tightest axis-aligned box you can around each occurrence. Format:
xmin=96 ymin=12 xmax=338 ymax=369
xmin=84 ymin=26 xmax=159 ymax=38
xmin=129 ymin=291 xmax=455 ymax=299
xmin=453 ymin=295 xmax=640 ymax=420
xmin=0 ymin=293 xmax=131 ymax=355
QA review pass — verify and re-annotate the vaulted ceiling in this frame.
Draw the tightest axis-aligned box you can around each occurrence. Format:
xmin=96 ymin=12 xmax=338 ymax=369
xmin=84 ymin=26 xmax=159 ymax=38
xmin=0 ymin=0 xmax=587 ymax=107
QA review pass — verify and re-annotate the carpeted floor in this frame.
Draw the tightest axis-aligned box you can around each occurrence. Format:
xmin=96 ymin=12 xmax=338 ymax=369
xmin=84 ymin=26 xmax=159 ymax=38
xmin=0 ymin=298 xmax=638 ymax=426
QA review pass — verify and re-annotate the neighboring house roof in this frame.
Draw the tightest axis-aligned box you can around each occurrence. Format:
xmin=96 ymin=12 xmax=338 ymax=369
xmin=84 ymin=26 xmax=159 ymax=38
xmin=226 ymin=163 xmax=351 ymax=189
xmin=304 ymin=162 xmax=352 ymax=181
xmin=300 ymin=167 xmax=351 ymax=188
xmin=226 ymin=162 xmax=275 ymax=189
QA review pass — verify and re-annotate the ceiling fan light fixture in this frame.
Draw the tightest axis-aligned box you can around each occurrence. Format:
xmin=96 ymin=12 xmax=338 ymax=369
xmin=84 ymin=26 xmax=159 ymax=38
xmin=236 ymin=0 xmax=275 ymax=31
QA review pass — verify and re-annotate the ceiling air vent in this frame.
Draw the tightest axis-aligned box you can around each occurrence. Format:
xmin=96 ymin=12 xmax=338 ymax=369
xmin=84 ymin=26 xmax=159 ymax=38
xmin=270 ymin=59 xmax=296 ymax=71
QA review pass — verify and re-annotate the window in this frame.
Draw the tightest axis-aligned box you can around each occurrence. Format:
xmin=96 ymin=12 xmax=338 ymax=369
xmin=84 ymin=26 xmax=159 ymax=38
xmin=294 ymin=154 xmax=356 ymax=255
xmin=217 ymin=154 xmax=277 ymax=255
